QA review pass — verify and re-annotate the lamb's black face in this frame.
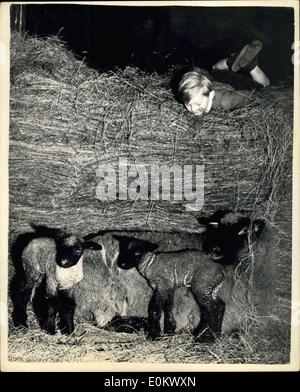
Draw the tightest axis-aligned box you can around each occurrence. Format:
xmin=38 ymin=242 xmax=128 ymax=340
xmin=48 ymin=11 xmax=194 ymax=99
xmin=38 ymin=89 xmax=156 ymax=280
xmin=198 ymin=210 xmax=265 ymax=265
xmin=113 ymin=236 xmax=158 ymax=270
xmin=202 ymin=217 xmax=251 ymax=264
xmin=56 ymin=236 xmax=102 ymax=268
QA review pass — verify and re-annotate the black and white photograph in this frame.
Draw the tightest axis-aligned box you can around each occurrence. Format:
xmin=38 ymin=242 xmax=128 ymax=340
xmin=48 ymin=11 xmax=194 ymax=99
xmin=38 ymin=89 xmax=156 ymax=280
xmin=0 ymin=0 xmax=299 ymax=370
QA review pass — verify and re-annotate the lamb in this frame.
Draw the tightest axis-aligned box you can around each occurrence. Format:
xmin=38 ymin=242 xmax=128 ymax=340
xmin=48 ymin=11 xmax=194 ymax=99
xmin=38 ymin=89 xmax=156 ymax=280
xmin=197 ymin=209 xmax=266 ymax=265
xmin=113 ymin=235 xmax=226 ymax=342
xmin=197 ymin=209 xmax=275 ymax=334
xmin=10 ymin=224 xmax=102 ymax=335
xmin=73 ymin=231 xmax=200 ymax=332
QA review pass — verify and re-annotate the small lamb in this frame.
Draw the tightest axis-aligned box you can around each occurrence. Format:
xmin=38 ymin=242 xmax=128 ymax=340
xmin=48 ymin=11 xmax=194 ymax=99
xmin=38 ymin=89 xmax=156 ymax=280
xmin=113 ymin=235 xmax=226 ymax=342
xmin=10 ymin=224 xmax=102 ymax=334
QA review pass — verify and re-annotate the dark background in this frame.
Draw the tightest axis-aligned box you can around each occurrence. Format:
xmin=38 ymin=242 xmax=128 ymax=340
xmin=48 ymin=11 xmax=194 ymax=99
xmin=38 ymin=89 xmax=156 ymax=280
xmin=11 ymin=4 xmax=294 ymax=82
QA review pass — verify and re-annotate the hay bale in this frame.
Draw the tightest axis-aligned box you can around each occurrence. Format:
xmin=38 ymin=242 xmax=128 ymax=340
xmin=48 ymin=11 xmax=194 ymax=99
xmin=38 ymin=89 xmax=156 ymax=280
xmin=9 ymin=32 xmax=293 ymax=238
xmin=8 ymin=33 xmax=293 ymax=340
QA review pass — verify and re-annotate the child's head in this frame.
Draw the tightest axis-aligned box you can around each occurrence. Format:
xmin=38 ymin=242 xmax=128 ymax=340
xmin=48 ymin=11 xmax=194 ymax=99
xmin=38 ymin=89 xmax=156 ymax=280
xmin=178 ymin=67 xmax=213 ymax=116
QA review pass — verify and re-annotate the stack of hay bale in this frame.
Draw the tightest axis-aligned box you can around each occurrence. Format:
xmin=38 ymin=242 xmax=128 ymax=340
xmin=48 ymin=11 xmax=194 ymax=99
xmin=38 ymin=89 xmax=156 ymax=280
xmin=10 ymin=33 xmax=293 ymax=237
xmin=9 ymin=33 xmax=293 ymax=334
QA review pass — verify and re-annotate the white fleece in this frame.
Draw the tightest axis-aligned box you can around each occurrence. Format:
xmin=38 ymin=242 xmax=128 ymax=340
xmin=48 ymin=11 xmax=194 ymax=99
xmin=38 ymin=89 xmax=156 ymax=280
xmin=55 ymin=256 xmax=84 ymax=290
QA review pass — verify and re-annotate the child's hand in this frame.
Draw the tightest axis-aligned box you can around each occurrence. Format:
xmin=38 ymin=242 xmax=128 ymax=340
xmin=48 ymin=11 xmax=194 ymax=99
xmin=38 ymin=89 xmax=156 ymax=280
xmin=204 ymin=90 xmax=215 ymax=114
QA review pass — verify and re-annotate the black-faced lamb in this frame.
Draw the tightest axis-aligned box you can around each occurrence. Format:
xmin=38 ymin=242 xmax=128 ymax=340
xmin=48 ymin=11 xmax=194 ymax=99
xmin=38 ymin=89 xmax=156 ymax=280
xmin=197 ymin=209 xmax=275 ymax=334
xmin=73 ymin=231 xmax=201 ymax=333
xmin=10 ymin=224 xmax=102 ymax=334
xmin=198 ymin=209 xmax=266 ymax=265
xmin=113 ymin=235 xmax=226 ymax=342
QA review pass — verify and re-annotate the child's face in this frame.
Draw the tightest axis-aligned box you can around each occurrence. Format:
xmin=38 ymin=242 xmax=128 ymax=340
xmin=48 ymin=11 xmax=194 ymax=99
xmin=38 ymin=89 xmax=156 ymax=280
xmin=185 ymin=91 xmax=210 ymax=116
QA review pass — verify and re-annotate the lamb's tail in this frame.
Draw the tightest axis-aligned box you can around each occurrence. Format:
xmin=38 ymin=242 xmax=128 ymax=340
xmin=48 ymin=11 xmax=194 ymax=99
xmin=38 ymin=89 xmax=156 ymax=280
xmin=10 ymin=231 xmax=37 ymax=277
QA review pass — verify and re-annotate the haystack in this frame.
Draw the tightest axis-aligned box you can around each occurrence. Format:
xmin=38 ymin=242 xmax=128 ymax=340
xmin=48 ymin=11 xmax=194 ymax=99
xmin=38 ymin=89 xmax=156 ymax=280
xmin=9 ymin=33 xmax=293 ymax=239
xmin=8 ymin=33 xmax=293 ymax=345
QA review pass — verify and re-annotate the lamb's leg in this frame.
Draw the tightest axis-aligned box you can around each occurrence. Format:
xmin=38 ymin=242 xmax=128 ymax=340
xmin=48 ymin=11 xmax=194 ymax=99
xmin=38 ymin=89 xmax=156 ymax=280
xmin=44 ymin=296 xmax=58 ymax=335
xmin=193 ymin=295 xmax=225 ymax=343
xmin=58 ymin=290 xmax=76 ymax=335
xmin=32 ymin=277 xmax=49 ymax=329
xmin=148 ymin=289 xmax=164 ymax=340
xmin=10 ymin=275 xmax=34 ymax=328
xmin=163 ymin=289 xmax=176 ymax=335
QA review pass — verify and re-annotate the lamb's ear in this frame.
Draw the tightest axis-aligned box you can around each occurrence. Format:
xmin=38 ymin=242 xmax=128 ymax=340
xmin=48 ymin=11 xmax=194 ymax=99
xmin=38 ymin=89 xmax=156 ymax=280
xmin=252 ymin=219 xmax=265 ymax=238
xmin=112 ymin=235 xmax=125 ymax=242
xmin=84 ymin=241 xmax=102 ymax=251
xmin=53 ymin=225 xmax=68 ymax=239
xmin=237 ymin=226 xmax=248 ymax=237
xmin=84 ymin=231 xmax=103 ymax=241
xmin=55 ymin=228 xmax=68 ymax=239
xmin=237 ymin=219 xmax=265 ymax=238
xmin=146 ymin=242 xmax=159 ymax=252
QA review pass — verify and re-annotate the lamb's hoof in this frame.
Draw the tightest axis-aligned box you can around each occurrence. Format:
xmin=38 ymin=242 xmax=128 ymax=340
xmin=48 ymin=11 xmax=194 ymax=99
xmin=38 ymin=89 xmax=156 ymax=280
xmin=44 ymin=325 xmax=56 ymax=335
xmin=60 ymin=327 xmax=73 ymax=335
xmin=12 ymin=315 xmax=28 ymax=329
xmin=13 ymin=321 xmax=28 ymax=329
xmin=164 ymin=324 xmax=176 ymax=336
xmin=194 ymin=329 xmax=216 ymax=343
xmin=147 ymin=330 xmax=161 ymax=341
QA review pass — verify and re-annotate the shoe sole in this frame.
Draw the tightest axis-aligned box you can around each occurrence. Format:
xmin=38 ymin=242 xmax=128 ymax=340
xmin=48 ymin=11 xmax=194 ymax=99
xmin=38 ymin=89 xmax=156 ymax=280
xmin=231 ymin=41 xmax=263 ymax=72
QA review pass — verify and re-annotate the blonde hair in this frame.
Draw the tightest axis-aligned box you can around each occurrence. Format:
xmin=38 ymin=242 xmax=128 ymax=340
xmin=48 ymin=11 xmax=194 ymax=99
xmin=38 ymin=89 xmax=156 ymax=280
xmin=178 ymin=67 xmax=212 ymax=105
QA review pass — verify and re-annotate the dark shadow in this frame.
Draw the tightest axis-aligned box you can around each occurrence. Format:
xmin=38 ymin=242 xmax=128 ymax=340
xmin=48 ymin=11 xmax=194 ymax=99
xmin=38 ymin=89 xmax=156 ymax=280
xmin=102 ymin=316 xmax=149 ymax=334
